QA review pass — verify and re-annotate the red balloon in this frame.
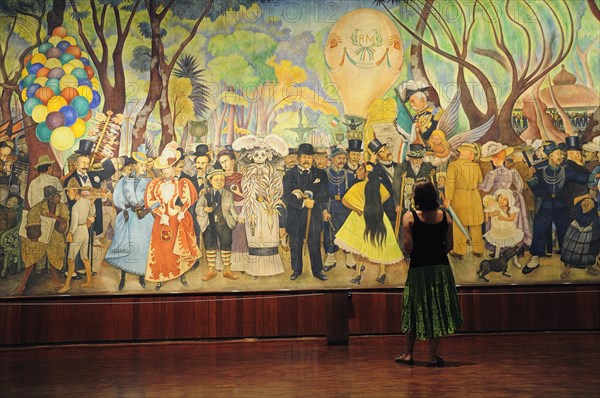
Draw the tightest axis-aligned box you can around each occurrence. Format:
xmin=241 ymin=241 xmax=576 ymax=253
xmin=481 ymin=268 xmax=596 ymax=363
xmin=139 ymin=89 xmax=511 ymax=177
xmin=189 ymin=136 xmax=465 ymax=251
xmin=35 ymin=87 xmax=55 ymax=105
xmin=65 ymin=46 xmax=81 ymax=59
xmin=84 ymin=65 xmax=94 ymax=79
xmin=60 ymin=87 xmax=79 ymax=104
xmin=23 ymin=54 xmax=32 ymax=67
xmin=36 ymin=67 xmax=50 ymax=78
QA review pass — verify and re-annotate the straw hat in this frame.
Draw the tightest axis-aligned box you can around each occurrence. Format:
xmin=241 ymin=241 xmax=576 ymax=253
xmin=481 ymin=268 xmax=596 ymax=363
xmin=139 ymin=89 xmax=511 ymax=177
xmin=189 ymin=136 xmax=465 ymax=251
xmin=480 ymin=141 xmax=514 ymax=161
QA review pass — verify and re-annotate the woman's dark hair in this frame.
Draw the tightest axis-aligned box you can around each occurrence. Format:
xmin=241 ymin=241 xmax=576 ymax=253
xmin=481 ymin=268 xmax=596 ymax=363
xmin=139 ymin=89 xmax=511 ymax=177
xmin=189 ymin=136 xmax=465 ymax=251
xmin=363 ymin=175 xmax=386 ymax=247
xmin=412 ymin=178 xmax=439 ymax=211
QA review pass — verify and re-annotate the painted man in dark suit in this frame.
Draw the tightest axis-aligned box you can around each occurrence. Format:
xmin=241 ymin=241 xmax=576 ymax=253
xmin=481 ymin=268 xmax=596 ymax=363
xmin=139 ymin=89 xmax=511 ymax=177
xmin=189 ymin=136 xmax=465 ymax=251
xmin=283 ymin=143 xmax=329 ymax=281
xmin=368 ymin=138 xmax=397 ymax=224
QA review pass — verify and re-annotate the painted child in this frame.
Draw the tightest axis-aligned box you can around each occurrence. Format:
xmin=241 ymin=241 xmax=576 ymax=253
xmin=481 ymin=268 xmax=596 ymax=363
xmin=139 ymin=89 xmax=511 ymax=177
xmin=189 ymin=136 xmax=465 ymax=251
xmin=483 ymin=189 xmax=524 ymax=264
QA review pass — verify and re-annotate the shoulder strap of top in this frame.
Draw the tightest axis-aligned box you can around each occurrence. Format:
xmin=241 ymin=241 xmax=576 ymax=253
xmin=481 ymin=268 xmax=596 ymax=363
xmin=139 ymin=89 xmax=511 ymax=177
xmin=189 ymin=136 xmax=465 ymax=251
xmin=411 ymin=210 xmax=420 ymax=224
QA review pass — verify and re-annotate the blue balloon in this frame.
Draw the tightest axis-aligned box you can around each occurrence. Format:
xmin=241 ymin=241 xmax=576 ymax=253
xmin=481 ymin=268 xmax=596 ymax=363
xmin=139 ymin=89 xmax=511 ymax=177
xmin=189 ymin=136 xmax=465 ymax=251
xmin=80 ymin=57 xmax=90 ymax=66
xmin=57 ymin=41 xmax=71 ymax=52
xmin=26 ymin=83 xmax=41 ymax=98
xmin=19 ymin=74 xmax=36 ymax=90
xmin=77 ymin=78 xmax=92 ymax=88
xmin=28 ymin=62 xmax=44 ymax=74
xmin=36 ymin=122 xmax=52 ymax=143
xmin=89 ymin=90 xmax=101 ymax=109
xmin=59 ymin=105 xmax=78 ymax=126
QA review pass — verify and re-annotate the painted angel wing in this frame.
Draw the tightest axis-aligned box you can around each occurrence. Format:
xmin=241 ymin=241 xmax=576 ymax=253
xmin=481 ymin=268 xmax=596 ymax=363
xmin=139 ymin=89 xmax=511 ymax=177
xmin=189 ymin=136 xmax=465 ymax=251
xmin=448 ymin=115 xmax=495 ymax=149
xmin=437 ymin=87 xmax=461 ymax=136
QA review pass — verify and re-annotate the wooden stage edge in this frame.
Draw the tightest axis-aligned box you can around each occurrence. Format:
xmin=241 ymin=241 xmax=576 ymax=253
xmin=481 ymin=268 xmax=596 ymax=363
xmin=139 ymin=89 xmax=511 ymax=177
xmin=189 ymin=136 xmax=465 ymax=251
xmin=1 ymin=285 xmax=599 ymax=346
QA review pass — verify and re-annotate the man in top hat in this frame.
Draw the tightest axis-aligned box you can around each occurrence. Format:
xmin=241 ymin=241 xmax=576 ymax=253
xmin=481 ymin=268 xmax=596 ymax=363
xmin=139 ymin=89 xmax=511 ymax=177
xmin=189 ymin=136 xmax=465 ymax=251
xmin=444 ymin=143 xmax=485 ymax=259
xmin=191 ymin=144 xmax=213 ymax=195
xmin=28 ymin=155 xmax=66 ymax=208
xmin=14 ymin=185 xmax=70 ymax=295
xmin=283 ymin=143 xmax=329 ymax=281
xmin=524 ymin=141 xmax=590 ymax=274
xmin=368 ymin=138 xmax=397 ymax=224
xmin=563 ymin=136 xmax=593 ymax=218
xmin=393 ymin=143 xmax=436 ymax=214
xmin=322 ymin=146 xmax=357 ymax=271
xmin=196 ymin=165 xmax=240 ymax=281
xmin=345 ymin=139 xmax=363 ymax=177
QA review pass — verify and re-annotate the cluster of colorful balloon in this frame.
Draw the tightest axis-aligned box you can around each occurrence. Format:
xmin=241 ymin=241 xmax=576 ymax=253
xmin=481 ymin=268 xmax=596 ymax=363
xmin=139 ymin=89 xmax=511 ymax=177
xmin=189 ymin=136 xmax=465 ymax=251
xmin=19 ymin=26 xmax=102 ymax=151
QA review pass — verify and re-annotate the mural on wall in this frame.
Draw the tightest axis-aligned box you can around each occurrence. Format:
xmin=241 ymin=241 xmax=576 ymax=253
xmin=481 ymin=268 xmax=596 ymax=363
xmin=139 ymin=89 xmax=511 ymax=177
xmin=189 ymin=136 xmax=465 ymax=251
xmin=0 ymin=0 xmax=598 ymax=297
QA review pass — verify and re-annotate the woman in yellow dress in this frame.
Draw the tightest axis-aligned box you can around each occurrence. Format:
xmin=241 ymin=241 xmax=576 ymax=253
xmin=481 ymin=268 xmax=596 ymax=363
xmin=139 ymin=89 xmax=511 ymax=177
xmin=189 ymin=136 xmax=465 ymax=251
xmin=334 ymin=163 xmax=404 ymax=284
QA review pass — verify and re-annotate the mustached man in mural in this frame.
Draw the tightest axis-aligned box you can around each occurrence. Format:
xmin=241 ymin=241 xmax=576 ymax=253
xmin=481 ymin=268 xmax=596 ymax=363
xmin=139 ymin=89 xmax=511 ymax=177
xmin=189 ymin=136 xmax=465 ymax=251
xmin=103 ymin=151 xmax=155 ymax=291
xmin=196 ymin=165 xmax=239 ymax=281
xmin=145 ymin=142 xmax=201 ymax=291
xmin=233 ymin=134 xmax=288 ymax=278
xmin=524 ymin=142 xmax=590 ymax=275
xmin=323 ymin=146 xmax=357 ymax=272
xmin=283 ymin=143 xmax=329 ymax=281
xmin=15 ymin=186 xmax=69 ymax=295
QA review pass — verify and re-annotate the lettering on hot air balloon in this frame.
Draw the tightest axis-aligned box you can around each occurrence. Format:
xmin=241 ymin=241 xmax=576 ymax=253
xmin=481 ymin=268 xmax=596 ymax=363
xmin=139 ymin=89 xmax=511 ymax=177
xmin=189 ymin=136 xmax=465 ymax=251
xmin=351 ymin=29 xmax=382 ymax=61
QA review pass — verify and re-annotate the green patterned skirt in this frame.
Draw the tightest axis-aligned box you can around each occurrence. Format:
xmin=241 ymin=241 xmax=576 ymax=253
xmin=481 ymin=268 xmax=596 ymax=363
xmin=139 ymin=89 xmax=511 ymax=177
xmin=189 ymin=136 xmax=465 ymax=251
xmin=401 ymin=264 xmax=462 ymax=340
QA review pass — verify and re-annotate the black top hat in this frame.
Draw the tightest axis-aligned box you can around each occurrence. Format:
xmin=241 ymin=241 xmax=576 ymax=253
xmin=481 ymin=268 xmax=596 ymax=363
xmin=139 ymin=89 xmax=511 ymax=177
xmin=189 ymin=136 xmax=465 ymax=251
xmin=407 ymin=143 xmax=426 ymax=158
xmin=347 ymin=139 xmax=363 ymax=153
xmin=74 ymin=139 xmax=95 ymax=155
xmin=565 ymin=136 xmax=581 ymax=151
xmin=193 ymin=144 xmax=211 ymax=157
xmin=367 ymin=138 xmax=386 ymax=154
xmin=297 ymin=143 xmax=316 ymax=156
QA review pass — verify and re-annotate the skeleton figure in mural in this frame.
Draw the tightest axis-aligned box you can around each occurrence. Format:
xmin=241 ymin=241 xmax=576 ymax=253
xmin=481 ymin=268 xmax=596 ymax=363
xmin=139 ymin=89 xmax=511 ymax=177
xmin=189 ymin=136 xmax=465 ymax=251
xmin=217 ymin=148 xmax=247 ymax=273
xmin=15 ymin=186 xmax=69 ymax=295
xmin=232 ymin=134 xmax=288 ymax=278
xmin=103 ymin=151 xmax=155 ymax=291
xmin=523 ymin=142 xmax=590 ymax=275
xmin=145 ymin=142 xmax=201 ymax=291
xmin=478 ymin=141 xmax=532 ymax=251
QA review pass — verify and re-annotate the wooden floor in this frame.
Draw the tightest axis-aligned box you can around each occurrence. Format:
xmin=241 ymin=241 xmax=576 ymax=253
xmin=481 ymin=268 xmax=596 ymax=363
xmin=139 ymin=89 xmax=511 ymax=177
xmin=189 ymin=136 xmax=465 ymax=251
xmin=1 ymin=332 xmax=599 ymax=397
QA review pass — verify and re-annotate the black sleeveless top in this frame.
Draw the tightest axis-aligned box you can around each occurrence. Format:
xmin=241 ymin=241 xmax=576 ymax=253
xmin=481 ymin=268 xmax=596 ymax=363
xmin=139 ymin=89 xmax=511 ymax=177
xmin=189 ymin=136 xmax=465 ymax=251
xmin=409 ymin=210 xmax=450 ymax=268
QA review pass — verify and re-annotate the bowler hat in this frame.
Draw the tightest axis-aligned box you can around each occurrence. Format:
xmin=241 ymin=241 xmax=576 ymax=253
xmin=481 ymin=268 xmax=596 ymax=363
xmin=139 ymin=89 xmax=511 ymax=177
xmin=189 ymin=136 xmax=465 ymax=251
xmin=193 ymin=144 xmax=211 ymax=157
xmin=367 ymin=138 xmax=386 ymax=154
xmin=297 ymin=143 xmax=316 ymax=156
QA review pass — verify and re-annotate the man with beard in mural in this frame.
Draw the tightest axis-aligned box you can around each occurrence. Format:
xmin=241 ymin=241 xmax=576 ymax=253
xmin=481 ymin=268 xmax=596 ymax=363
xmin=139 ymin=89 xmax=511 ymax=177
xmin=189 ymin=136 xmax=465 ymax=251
xmin=523 ymin=141 xmax=590 ymax=274
xmin=323 ymin=147 xmax=357 ymax=272
xmin=283 ymin=143 xmax=329 ymax=281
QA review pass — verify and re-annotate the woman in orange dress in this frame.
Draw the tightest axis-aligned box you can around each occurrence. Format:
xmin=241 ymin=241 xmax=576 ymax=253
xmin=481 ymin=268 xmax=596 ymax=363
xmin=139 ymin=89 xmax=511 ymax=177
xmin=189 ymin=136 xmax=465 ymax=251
xmin=145 ymin=143 xmax=201 ymax=290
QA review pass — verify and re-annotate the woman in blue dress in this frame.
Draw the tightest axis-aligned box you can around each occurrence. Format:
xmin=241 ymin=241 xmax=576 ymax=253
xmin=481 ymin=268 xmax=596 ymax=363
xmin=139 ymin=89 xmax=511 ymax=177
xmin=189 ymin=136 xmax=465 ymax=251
xmin=103 ymin=152 xmax=156 ymax=290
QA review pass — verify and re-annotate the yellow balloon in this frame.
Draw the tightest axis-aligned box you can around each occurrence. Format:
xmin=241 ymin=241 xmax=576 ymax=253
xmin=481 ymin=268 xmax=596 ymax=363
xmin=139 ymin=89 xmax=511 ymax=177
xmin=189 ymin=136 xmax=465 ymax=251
xmin=77 ymin=86 xmax=93 ymax=102
xmin=80 ymin=51 xmax=90 ymax=59
xmin=32 ymin=48 xmax=39 ymax=56
xmin=45 ymin=58 xmax=62 ymax=70
xmin=68 ymin=59 xmax=84 ymax=69
xmin=31 ymin=53 xmax=47 ymax=65
xmin=59 ymin=74 xmax=79 ymax=91
xmin=47 ymin=95 xmax=68 ymax=112
xmin=50 ymin=126 xmax=75 ymax=151
xmin=71 ymin=118 xmax=86 ymax=138
xmin=21 ymin=68 xmax=28 ymax=79
xmin=90 ymin=78 xmax=100 ymax=91
xmin=31 ymin=104 xmax=48 ymax=123
xmin=63 ymin=36 xmax=77 ymax=45
xmin=48 ymin=36 xmax=62 ymax=46
xmin=34 ymin=76 xmax=48 ymax=86
xmin=62 ymin=63 xmax=75 ymax=75
xmin=21 ymin=89 xmax=28 ymax=102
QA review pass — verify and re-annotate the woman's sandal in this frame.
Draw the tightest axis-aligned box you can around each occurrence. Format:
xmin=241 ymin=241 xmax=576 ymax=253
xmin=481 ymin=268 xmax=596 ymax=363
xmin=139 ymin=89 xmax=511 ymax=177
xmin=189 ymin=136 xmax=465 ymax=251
xmin=427 ymin=356 xmax=444 ymax=367
xmin=394 ymin=353 xmax=414 ymax=365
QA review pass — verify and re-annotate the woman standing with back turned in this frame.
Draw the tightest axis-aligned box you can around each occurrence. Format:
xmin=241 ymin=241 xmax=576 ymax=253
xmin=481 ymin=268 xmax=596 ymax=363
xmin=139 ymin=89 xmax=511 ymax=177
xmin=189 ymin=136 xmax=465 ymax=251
xmin=396 ymin=179 xmax=462 ymax=367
